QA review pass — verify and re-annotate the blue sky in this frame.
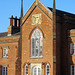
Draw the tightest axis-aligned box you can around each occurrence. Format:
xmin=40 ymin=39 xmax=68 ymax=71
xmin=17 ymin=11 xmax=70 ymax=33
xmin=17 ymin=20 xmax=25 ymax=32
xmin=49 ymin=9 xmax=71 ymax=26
xmin=0 ymin=0 xmax=75 ymax=33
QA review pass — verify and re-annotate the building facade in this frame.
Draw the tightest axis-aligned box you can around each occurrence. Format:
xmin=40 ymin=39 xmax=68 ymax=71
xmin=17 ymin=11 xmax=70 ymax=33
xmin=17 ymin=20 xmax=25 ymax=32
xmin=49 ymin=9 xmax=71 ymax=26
xmin=0 ymin=0 xmax=75 ymax=75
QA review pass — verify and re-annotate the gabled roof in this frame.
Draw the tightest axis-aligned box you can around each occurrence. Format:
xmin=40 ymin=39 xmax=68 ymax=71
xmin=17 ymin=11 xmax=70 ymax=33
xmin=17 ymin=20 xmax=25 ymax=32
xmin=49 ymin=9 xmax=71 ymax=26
xmin=21 ymin=0 xmax=53 ymax=26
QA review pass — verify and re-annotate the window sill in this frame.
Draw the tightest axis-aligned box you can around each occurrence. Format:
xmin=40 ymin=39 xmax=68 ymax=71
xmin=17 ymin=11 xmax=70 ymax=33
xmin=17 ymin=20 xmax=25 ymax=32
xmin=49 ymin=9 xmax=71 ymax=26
xmin=70 ymin=54 xmax=75 ymax=56
xmin=2 ymin=57 xmax=8 ymax=59
xmin=30 ymin=56 xmax=43 ymax=59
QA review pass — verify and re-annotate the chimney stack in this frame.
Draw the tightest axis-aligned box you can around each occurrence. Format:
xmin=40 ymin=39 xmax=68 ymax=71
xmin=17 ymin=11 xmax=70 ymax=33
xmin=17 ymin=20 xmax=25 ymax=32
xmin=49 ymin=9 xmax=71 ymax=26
xmin=8 ymin=16 xmax=20 ymax=36
xmin=10 ymin=15 xmax=13 ymax=26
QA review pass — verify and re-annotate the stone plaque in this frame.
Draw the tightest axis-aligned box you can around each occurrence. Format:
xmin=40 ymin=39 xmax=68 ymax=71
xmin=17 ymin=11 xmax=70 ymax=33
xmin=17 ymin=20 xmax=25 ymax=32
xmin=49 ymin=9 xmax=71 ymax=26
xmin=32 ymin=14 xmax=41 ymax=25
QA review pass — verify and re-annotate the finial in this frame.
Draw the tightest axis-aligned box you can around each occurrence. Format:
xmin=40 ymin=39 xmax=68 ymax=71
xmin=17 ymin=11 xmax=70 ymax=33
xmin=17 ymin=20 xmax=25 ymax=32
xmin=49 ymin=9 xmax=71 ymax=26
xmin=36 ymin=0 xmax=38 ymax=5
xmin=53 ymin=0 xmax=56 ymax=12
xmin=21 ymin=0 xmax=23 ymax=18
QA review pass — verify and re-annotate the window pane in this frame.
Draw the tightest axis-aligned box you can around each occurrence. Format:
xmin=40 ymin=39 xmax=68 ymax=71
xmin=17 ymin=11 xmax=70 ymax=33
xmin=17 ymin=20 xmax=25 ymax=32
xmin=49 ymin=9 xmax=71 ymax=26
xmin=36 ymin=38 xmax=39 ymax=49
xmin=38 ymin=68 xmax=40 ymax=72
xmin=34 ymin=68 xmax=37 ymax=72
xmin=32 ymin=39 xmax=35 ymax=56
xmin=38 ymin=72 xmax=40 ymax=75
xmin=39 ymin=38 xmax=43 ymax=56
xmin=36 ymin=49 xmax=38 ymax=56
xmin=6 ymin=49 xmax=8 ymax=57
xmin=35 ymin=38 xmax=39 ymax=56
xmin=3 ymin=50 xmax=6 ymax=56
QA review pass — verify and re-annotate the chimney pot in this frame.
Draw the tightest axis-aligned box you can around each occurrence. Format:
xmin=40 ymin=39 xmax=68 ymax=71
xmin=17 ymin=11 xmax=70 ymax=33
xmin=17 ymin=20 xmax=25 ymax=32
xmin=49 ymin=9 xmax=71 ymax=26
xmin=14 ymin=16 xmax=17 ymax=27
xmin=15 ymin=16 xmax=17 ymax=19
xmin=11 ymin=15 xmax=13 ymax=18
xmin=10 ymin=15 xmax=13 ymax=26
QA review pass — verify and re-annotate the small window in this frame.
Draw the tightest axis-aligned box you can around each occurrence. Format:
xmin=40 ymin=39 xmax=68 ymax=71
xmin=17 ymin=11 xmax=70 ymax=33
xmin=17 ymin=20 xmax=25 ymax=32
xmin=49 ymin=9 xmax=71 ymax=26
xmin=71 ymin=65 xmax=75 ymax=75
xmin=46 ymin=64 xmax=50 ymax=75
xmin=2 ymin=67 xmax=7 ymax=75
xmin=3 ymin=48 xmax=8 ymax=58
xmin=25 ymin=64 xmax=28 ymax=75
xmin=70 ymin=43 xmax=75 ymax=55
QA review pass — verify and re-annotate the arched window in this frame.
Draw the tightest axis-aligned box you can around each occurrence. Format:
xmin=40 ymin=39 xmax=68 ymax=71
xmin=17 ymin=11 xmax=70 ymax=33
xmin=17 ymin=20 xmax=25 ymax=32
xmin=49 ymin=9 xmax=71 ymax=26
xmin=46 ymin=64 xmax=50 ymax=75
xmin=32 ymin=66 xmax=41 ymax=75
xmin=31 ymin=29 xmax=43 ymax=57
xmin=25 ymin=64 xmax=28 ymax=75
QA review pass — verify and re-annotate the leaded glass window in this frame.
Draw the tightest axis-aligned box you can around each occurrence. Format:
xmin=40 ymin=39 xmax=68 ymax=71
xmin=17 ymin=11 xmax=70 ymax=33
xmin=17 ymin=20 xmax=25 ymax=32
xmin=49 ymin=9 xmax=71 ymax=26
xmin=46 ymin=64 xmax=50 ymax=75
xmin=31 ymin=29 xmax=43 ymax=57
xmin=25 ymin=64 xmax=28 ymax=75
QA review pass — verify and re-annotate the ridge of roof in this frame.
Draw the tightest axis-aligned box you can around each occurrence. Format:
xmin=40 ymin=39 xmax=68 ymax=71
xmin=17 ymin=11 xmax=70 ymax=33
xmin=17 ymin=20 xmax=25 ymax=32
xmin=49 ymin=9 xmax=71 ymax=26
xmin=48 ymin=7 xmax=75 ymax=17
xmin=39 ymin=0 xmax=52 ymax=13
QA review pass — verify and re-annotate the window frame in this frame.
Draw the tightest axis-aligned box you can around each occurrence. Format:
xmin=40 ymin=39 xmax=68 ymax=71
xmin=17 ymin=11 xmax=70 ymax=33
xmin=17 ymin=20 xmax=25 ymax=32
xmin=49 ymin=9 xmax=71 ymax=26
xmin=71 ymin=65 xmax=75 ymax=75
xmin=31 ymin=29 xmax=43 ymax=58
xmin=2 ymin=67 xmax=7 ymax=75
xmin=46 ymin=64 xmax=50 ymax=75
xmin=3 ymin=48 xmax=8 ymax=58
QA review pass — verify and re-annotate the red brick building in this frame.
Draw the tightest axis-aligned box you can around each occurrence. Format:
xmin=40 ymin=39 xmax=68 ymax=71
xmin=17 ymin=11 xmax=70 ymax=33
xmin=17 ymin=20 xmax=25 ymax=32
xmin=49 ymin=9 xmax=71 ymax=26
xmin=0 ymin=0 xmax=75 ymax=75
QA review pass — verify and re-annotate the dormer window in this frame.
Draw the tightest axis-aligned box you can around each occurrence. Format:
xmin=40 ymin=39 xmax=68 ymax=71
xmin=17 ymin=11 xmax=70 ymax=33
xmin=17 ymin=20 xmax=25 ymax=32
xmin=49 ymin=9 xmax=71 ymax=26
xmin=31 ymin=29 xmax=43 ymax=58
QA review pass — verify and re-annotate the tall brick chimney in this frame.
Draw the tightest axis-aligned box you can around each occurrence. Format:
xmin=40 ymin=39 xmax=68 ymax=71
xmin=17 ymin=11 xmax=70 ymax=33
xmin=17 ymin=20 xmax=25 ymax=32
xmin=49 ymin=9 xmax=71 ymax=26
xmin=8 ymin=16 xmax=21 ymax=36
